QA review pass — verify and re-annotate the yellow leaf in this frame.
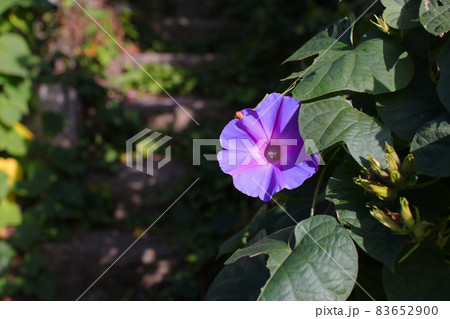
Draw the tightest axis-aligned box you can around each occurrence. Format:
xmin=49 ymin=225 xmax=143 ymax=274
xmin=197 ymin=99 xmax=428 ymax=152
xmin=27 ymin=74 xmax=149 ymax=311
xmin=0 ymin=158 xmax=23 ymax=186
xmin=13 ymin=122 xmax=34 ymax=140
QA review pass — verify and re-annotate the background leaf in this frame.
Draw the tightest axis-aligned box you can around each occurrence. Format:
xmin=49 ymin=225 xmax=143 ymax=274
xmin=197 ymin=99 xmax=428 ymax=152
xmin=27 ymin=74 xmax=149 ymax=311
xmin=411 ymin=114 xmax=450 ymax=177
xmin=2 ymin=130 xmax=27 ymax=156
xmin=225 ymin=227 xmax=293 ymax=270
xmin=0 ymin=241 xmax=16 ymax=275
xmin=284 ymin=16 xmax=353 ymax=63
xmin=227 ymin=216 xmax=358 ymax=301
xmin=419 ymin=0 xmax=450 ymax=36
xmin=381 ymin=0 xmax=421 ymax=29
xmin=0 ymin=33 xmax=31 ymax=77
xmin=217 ymin=205 xmax=288 ymax=257
xmin=377 ymin=76 xmax=446 ymax=141
xmin=326 ymin=160 xmax=406 ymax=269
xmin=292 ymin=36 xmax=414 ymax=101
xmin=0 ymin=0 xmax=17 ymax=15
xmin=0 ymin=0 xmax=35 ymax=16
xmin=205 ymin=231 xmax=270 ymax=301
xmin=437 ymin=39 xmax=450 ymax=111
xmin=299 ymin=97 xmax=392 ymax=167
xmin=0 ymin=198 xmax=22 ymax=228
xmin=0 ymin=172 xmax=10 ymax=199
xmin=382 ymin=244 xmax=450 ymax=300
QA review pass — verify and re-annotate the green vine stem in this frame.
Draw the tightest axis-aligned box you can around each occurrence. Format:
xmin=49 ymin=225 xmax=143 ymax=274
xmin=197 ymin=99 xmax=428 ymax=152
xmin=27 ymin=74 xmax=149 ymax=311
xmin=402 ymin=177 xmax=440 ymax=190
xmin=310 ymin=147 xmax=341 ymax=217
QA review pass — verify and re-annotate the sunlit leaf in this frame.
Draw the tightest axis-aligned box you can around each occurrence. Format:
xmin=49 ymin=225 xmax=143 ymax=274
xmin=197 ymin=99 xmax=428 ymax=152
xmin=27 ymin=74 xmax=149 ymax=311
xmin=0 ymin=33 xmax=31 ymax=77
xmin=381 ymin=0 xmax=421 ymax=29
xmin=419 ymin=0 xmax=450 ymax=36
xmin=284 ymin=16 xmax=353 ymax=63
xmin=299 ymin=97 xmax=392 ymax=167
xmin=292 ymin=36 xmax=414 ymax=101
xmin=226 ymin=216 xmax=358 ymax=301
xmin=0 ymin=172 xmax=9 ymax=199
xmin=0 ymin=198 xmax=22 ymax=228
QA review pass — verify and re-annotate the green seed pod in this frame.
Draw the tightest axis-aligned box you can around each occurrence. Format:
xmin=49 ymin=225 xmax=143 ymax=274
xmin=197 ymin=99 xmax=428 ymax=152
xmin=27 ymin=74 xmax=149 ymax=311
xmin=386 ymin=153 xmax=400 ymax=175
xmin=370 ymin=184 xmax=395 ymax=200
xmin=370 ymin=207 xmax=408 ymax=234
xmin=354 ymin=177 xmax=371 ymax=190
xmin=385 ymin=142 xmax=400 ymax=165
xmin=399 ymin=197 xmax=415 ymax=231
xmin=367 ymin=154 xmax=388 ymax=179
xmin=402 ymin=154 xmax=415 ymax=176
xmin=390 ymin=169 xmax=401 ymax=184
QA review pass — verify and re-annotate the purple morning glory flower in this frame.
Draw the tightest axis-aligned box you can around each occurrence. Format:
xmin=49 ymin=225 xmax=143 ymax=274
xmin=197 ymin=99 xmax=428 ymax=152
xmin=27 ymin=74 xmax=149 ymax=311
xmin=218 ymin=93 xmax=319 ymax=201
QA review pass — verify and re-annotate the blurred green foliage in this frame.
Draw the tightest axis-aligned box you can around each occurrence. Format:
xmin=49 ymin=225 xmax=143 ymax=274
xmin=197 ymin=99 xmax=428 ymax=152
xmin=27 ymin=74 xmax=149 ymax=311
xmin=0 ymin=0 xmax=379 ymax=301
xmin=0 ymin=0 xmax=114 ymax=300
xmin=114 ymin=64 xmax=198 ymax=96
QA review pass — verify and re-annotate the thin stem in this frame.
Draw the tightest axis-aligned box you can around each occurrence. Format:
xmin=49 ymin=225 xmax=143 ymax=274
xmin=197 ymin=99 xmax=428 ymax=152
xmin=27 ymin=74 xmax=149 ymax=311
xmin=402 ymin=177 xmax=440 ymax=190
xmin=281 ymin=77 xmax=301 ymax=96
xmin=311 ymin=147 xmax=341 ymax=217
xmin=398 ymin=242 xmax=421 ymax=263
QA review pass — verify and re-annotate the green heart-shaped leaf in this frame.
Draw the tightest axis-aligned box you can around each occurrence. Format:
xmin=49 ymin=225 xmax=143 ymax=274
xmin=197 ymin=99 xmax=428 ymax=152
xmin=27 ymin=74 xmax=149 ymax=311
xmin=419 ymin=0 xmax=450 ymax=36
xmin=411 ymin=114 xmax=450 ymax=177
xmin=226 ymin=216 xmax=358 ymax=301
xmin=381 ymin=0 xmax=421 ymax=29
xmin=292 ymin=36 xmax=414 ymax=101
xmin=299 ymin=96 xmax=392 ymax=167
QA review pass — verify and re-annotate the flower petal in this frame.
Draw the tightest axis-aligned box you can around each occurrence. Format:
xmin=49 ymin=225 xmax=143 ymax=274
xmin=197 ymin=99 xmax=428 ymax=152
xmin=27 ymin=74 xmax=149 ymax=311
xmin=277 ymin=95 xmax=301 ymax=138
xmin=228 ymin=164 xmax=282 ymax=201
xmin=254 ymin=93 xmax=283 ymax=139
xmin=220 ymin=109 xmax=268 ymax=150
xmin=219 ymin=119 xmax=252 ymax=150
xmin=253 ymin=93 xmax=301 ymax=140
xmin=238 ymin=108 xmax=269 ymax=141
xmin=280 ymin=160 xmax=319 ymax=190
xmin=257 ymin=164 xmax=283 ymax=201
xmin=218 ymin=148 xmax=262 ymax=175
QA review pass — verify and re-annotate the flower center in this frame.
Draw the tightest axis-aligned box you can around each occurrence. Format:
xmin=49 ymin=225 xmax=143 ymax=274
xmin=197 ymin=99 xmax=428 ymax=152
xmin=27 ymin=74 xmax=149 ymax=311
xmin=264 ymin=145 xmax=281 ymax=163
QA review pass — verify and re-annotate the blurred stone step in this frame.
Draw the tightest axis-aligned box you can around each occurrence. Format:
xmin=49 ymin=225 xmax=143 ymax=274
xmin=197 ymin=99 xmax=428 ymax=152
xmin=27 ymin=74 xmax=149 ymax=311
xmin=88 ymin=161 xmax=188 ymax=220
xmin=125 ymin=95 xmax=230 ymax=131
xmin=148 ymin=17 xmax=239 ymax=44
xmin=41 ymin=230 xmax=182 ymax=300
xmin=173 ymin=0 xmax=216 ymax=17
xmin=106 ymin=52 xmax=224 ymax=77
xmin=131 ymin=0 xmax=220 ymax=20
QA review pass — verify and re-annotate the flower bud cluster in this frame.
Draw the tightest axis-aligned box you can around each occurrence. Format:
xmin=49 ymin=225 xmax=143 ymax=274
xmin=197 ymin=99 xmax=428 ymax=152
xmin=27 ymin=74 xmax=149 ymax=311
xmin=354 ymin=142 xmax=416 ymax=201
xmin=353 ymin=143 xmax=428 ymax=237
